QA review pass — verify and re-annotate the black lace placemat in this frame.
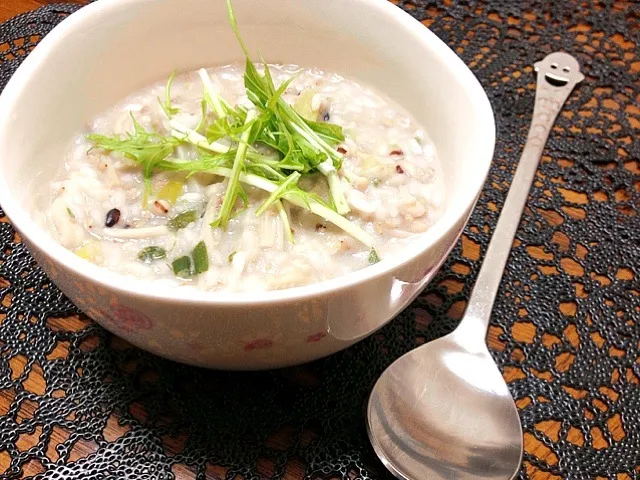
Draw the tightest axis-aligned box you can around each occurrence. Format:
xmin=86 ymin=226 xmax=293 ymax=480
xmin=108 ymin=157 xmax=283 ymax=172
xmin=0 ymin=2 xmax=639 ymax=479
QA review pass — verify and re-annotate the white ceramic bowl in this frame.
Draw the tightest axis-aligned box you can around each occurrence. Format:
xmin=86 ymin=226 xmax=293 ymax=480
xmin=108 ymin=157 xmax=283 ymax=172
xmin=0 ymin=0 xmax=494 ymax=369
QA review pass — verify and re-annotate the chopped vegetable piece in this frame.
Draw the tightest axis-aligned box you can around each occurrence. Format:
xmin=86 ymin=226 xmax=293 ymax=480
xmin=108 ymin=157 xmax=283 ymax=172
xmin=66 ymin=207 xmax=75 ymax=219
xmin=192 ymin=241 xmax=209 ymax=274
xmin=293 ymin=89 xmax=317 ymax=121
xmin=228 ymin=251 xmax=237 ymax=263
xmin=168 ymin=210 xmax=198 ymax=230
xmin=157 ymin=180 xmax=184 ymax=204
xmin=172 ymin=255 xmax=193 ymax=277
xmin=137 ymin=246 xmax=167 ymax=263
xmin=105 ymin=208 xmax=121 ymax=227
xmin=75 ymin=241 xmax=101 ymax=261
xmin=368 ymin=248 xmax=381 ymax=265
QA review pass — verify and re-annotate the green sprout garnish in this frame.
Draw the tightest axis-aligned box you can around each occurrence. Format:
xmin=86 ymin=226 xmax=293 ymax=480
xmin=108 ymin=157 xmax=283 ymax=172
xmin=86 ymin=0 xmax=376 ymax=252
xmin=88 ymin=115 xmax=181 ymax=202
xmin=158 ymin=69 xmax=180 ymax=118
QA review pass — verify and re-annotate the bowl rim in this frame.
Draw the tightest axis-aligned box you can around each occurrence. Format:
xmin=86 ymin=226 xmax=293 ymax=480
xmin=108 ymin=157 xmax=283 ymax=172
xmin=0 ymin=0 xmax=495 ymax=306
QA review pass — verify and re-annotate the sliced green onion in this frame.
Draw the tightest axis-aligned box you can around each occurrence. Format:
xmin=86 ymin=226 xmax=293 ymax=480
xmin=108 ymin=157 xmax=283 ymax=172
xmin=172 ymin=255 xmax=193 ymax=277
xmin=192 ymin=241 xmax=209 ymax=274
xmin=137 ymin=246 xmax=167 ymax=263
xmin=168 ymin=210 xmax=198 ymax=230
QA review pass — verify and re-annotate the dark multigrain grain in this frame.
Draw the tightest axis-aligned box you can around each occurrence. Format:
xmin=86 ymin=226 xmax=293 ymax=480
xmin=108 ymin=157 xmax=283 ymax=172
xmin=154 ymin=201 xmax=169 ymax=214
xmin=105 ymin=208 xmax=121 ymax=227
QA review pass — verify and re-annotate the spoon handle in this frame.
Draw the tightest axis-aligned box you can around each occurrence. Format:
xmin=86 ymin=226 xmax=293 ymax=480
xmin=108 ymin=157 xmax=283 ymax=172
xmin=459 ymin=52 xmax=584 ymax=343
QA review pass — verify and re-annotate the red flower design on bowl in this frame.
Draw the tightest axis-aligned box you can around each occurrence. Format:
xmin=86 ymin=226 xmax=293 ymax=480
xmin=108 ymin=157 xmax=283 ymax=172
xmin=306 ymin=332 xmax=327 ymax=343
xmin=102 ymin=305 xmax=154 ymax=333
xmin=243 ymin=338 xmax=273 ymax=351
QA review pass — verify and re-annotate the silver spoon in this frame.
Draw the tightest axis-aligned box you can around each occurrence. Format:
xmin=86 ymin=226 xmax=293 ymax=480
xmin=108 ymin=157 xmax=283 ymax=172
xmin=367 ymin=52 xmax=584 ymax=480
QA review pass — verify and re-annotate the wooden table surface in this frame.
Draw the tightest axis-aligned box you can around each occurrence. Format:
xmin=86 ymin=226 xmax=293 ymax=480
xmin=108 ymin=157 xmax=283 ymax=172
xmin=0 ymin=1 xmax=634 ymax=479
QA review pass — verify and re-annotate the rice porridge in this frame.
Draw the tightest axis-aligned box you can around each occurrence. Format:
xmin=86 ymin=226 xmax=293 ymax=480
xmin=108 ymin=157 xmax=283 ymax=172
xmin=38 ymin=64 xmax=445 ymax=292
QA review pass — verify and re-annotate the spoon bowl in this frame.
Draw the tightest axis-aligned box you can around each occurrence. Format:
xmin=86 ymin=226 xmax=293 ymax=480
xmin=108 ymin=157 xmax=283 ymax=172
xmin=368 ymin=333 xmax=522 ymax=479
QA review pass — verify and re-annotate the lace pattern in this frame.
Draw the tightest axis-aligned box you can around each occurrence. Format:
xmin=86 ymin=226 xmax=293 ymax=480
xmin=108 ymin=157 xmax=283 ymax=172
xmin=0 ymin=2 xmax=638 ymax=479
